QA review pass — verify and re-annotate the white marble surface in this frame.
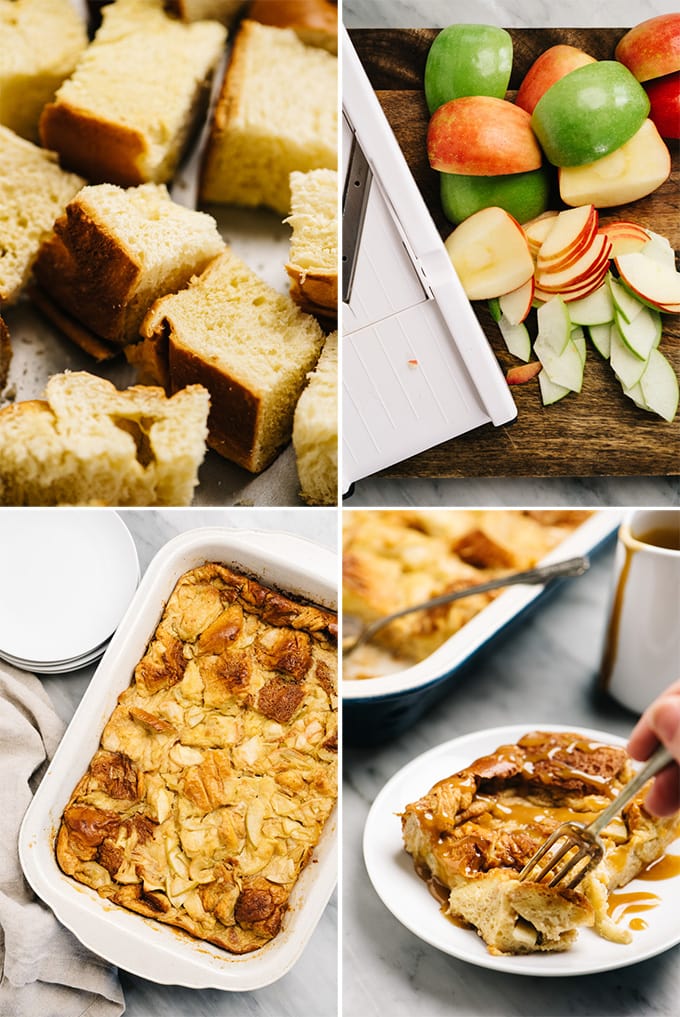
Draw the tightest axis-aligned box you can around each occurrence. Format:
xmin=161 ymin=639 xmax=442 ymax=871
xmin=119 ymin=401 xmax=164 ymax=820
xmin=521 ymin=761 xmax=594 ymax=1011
xmin=341 ymin=512 xmax=680 ymax=1015
xmin=342 ymin=0 xmax=680 ymax=507
xmin=31 ymin=508 xmax=339 ymax=1017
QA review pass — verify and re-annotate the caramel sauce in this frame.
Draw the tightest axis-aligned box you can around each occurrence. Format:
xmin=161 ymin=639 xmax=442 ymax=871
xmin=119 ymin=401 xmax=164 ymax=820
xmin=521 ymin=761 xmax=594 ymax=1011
xmin=607 ymin=889 xmax=660 ymax=926
xmin=475 ymin=796 xmax=600 ymax=829
xmin=600 ymin=540 xmax=635 ymax=691
xmin=636 ymin=852 xmax=680 ymax=882
xmin=629 ymin=917 xmax=648 ymax=931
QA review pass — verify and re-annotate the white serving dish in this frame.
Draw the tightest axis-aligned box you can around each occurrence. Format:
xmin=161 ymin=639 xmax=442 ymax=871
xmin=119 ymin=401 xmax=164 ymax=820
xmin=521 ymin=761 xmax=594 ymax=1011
xmin=19 ymin=528 xmax=338 ymax=991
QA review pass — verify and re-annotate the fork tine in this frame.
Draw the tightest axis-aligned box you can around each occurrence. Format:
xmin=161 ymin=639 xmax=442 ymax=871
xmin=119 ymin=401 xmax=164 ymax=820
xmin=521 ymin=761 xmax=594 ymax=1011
xmin=547 ymin=844 xmax=589 ymax=887
xmin=533 ymin=836 xmax=578 ymax=884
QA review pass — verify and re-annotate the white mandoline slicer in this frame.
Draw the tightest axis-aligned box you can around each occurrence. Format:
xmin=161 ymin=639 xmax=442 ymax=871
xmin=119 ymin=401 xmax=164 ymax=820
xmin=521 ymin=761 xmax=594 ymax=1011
xmin=341 ymin=28 xmax=517 ymax=493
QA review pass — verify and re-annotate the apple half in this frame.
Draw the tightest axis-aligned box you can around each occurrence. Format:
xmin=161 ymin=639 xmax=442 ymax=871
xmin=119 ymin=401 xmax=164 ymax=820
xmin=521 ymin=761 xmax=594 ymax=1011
xmin=516 ymin=45 xmax=596 ymax=115
xmin=428 ymin=96 xmax=543 ymax=176
xmin=615 ymin=14 xmax=680 ymax=83
xmin=444 ymin=206 xmax=535 ymax=300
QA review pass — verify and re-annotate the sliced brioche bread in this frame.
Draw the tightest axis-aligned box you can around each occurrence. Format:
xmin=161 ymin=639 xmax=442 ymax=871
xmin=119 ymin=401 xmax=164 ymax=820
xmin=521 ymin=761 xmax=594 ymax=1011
xmin=169 ymin=0 xmax=245 ymax=24
xmin=0 ymin=126 xmax=85 ymax=305
xmin=0 ymin=314 xmax=11 ymax=389
xmin=0 ymin=371 xmax=209 ymax=505
xmin=292 ymin=331 xmax=337 ymax=504
xmin=286 ymin=169 xmax=338 ymax=317
xmin=248 ymin=0 xmax=338 ymax=52
xmin=200 ymin=19 xmax=337 ymax=213
xmin=40 ymin=0 xmax=226 ymax=185
xmin=0 ymin=0 xmax=87 ymax=141
xmin=32 ymin=182 xmax=224 ymax=351
xmin=136 ymin=247 xmax=325 ymax=472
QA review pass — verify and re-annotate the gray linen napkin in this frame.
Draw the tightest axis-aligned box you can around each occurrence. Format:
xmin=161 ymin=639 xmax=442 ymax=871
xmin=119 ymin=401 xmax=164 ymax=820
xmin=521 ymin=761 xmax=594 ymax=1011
xmin=0 ymin=662 xmax=125 ymax=1017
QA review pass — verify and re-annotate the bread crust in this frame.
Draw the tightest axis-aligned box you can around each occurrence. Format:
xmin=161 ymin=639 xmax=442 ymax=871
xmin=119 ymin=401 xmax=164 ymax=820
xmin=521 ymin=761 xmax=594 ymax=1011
xmin=285 ymin=266 xmax=337 ymax=320
xmin=30 ymin=287 xmax=120 ymax=361
xmin=40 ymin=102 xmax=148 ymax=187
xmin=248 ymin=0 xmax=338 ymax=51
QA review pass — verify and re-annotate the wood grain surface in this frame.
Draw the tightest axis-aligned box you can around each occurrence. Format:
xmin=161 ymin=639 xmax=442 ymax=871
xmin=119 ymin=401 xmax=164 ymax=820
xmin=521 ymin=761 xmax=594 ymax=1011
xmin=348 ymin=28 xmax=680 ymax=479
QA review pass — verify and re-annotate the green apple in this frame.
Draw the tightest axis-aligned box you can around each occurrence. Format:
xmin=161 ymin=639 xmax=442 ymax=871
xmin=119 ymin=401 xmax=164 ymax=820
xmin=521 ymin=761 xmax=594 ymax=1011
xmin=440 ymin=166 xmax=552 ymax=225
xmin=531 ymin=61 xmax=650 ymax=166
xmin=425 ymin=23 xmax=513 ymax=113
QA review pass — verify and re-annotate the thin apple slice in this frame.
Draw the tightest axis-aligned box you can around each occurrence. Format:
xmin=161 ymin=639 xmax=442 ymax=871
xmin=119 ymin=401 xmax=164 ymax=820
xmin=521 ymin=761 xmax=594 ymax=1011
xmin=534 ymin=334 xmax=584 ymax=391
xmin=614 ymin=305 xmax=662 ymax=360
xmin=536 ymin=295 xmax=571 ymax=355
xmin=608 ymin=275 xmax=644 ymax=324
xmin=571 ymin=326 xmax=587 ymax=365
xmin=499 ymin=277 xmax=535 ymax=324
xmin=535 ymin=262 xmax=610 ymax=303
xmin=444 ymin=206 xmax=534 ymax=300
xmin=567 ymin=282 xmax=615 ymax=325
xmin=506 ymin=361 xmax=542 ymax=384
xmin=536 ymin=235 xmax=611 ymax=292
xmin=539 ymin=369 xmax=570 ymax=405
xmin=615 ymin=252 xmax=680 ymax=310
xmin=498 ymin=316 xmax=532 ymax=361
xmin=587 ymin=322 xmax=612 ymax=358
xmin=609 ymin=323 xmax=648 ymax=389
xmin=597 ymin=221 xmax=650 ymax=258
xmin=622 ymin=381 xmax=648 ymax=410
xmin=487 ymin=297 xmax=502 ymax=322
xmin=641 ymin=232 xmax=677 ymax=270
xmin=537 ymin=204 xmax=597 ymax=263
xmin=639 ymin=349 xmax=679 ymax=422
xmin=523 ymin=211 xmax=559 ymax=254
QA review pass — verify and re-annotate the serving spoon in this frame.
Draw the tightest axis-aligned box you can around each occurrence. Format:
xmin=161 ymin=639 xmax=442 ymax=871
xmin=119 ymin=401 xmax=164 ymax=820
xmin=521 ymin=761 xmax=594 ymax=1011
xmin=342 ymin=556 xmax=590 ymax=657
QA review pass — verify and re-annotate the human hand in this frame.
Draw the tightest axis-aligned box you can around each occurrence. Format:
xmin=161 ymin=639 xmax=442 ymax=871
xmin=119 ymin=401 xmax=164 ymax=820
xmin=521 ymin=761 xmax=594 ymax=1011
xmin=628 ymin=680 xmax=680 ymax=817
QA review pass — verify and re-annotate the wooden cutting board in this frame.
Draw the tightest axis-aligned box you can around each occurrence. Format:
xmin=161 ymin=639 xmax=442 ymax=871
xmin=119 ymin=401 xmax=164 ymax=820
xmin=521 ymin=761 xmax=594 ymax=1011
xmin=349 ymin=28 xmax=680 ymax=479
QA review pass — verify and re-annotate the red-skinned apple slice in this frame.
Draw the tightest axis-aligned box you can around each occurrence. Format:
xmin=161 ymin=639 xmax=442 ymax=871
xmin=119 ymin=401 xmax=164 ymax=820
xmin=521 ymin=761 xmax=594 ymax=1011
xmin=537 ymin=234 xmax=612 ymax=291
xmin=444 ymin=206 xmax=534 ymax=300
xmin=537 ymin=205 xmax=597 ymax=263
xmin=506 ymin=362 xmax=542 ymax=384
xmin=535 ymin=259 xmax=611 ymax=303
xmin=523 ymin=211 xmax=559 ymax=255
xmin=536 ymin=215 xmax=600 ymax=274
xmin=427 ymin=96 xmax=543 ymax=175
xmin=598 ymin=221 xmax=650 ymax=258
xmin=615 ymin=252 xmax=680 ymax=312
xmin=499 ymin=277 xmax=535 ymax=324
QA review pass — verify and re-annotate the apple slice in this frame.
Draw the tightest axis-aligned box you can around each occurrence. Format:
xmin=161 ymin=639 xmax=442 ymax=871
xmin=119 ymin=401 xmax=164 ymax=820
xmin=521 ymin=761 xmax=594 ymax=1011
xmin=609 ymin=323 xmax=648 ymax=388
xmin=506 ymin=361 xmax=542 ymax=385
xmin=559 ymin=120 xmax=671 ymax=207
xmin=641 ymin=231 xmax=677 ymax=270
xmin=498 ymin=316 xmax=532 ymax=361
xmin=537 ymin=205 xmax=597 ymax=263
xmin=536 ymin=234 xmax=611 ymax=292
xmin=639 ymin=348 xmax=680 ymax=422
xmin=608 ymin=274 xmax=645 ymax=324
xmin=523 ymin=211 xmax=559 ymax=255
xmin=615 ymin=305 xmax=662 ymax=360
xmin=571 ymin=326 xmax=587 ymax=365
xmin=597 ymin=221 xmax=650 ymax=258
xmin=587 ymin=322 xmax=612 ymax=358
xmin=499 ymin=277 xmax=535 ymax=324
xmin=539 ymin=369 xmax=571 ymax=405
xmin=567 ymin=281 xmax=615 ymax=325
xmin=615 ymin=251 xmax=680 ymax=312
xmin=444 ymin=206 xmax=534 ymax=300
xmin=536 ymin=294 xmax=571 ymax=355
xmin=534 ymin=334 xmax=584 ymax=391
xmin=622 ymin=381 xmax=648 ymax=410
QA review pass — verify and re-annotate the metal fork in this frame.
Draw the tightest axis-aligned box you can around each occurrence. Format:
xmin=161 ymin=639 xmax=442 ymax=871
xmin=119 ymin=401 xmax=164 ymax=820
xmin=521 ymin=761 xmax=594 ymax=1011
xmin=518 ymin=744 xmax=674 ymax=891
xmin=342 ymin=557 xmax=590 ymax=657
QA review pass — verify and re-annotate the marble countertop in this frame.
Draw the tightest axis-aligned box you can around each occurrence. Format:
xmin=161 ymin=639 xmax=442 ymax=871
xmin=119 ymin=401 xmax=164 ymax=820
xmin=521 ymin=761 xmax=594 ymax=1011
xmin=342 ymin=0 xmax=680 ymax=507
xmin=35 ymin=508 xmax=338 ymax=1017
xmin=342 ymin=516 xmax=680 ymax=1016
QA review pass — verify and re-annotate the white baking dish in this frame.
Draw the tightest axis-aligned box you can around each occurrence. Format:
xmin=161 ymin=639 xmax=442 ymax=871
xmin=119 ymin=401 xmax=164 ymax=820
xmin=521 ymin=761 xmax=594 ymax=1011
xmin=19 ymin=528 xmax=338 ymax=991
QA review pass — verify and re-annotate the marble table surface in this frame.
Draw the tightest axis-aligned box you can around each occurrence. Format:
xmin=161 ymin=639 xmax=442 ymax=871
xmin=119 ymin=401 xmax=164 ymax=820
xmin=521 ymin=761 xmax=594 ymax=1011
xmin=34 ymin=508 xmax=339 ymax=1017
xmin=342 ymin=511 xmax=680 ymax=1016
xmin=342 ymin=0 xmax=680 ymax=508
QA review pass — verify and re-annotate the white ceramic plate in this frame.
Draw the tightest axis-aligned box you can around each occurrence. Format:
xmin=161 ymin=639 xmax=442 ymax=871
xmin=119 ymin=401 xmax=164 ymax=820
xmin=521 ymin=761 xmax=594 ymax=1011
xmin=20 ymin=528 xmax=338 ymax=990
xmin=363 ymin=723 xmax=680 ymax=977
xmin=0 ymin=510 xmax=139 ymax=663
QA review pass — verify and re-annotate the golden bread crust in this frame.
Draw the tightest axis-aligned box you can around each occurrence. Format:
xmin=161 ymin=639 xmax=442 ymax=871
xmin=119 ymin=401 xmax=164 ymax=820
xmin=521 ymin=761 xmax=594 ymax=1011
xmin=56 ymin=563 xmax=337 ymax=954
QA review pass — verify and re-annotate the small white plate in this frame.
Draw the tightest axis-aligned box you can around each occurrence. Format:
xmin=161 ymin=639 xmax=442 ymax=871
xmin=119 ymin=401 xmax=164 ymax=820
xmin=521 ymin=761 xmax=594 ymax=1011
xmin=363 ymin=723 xmax=680 ymax=977
xmin=0 ymin=510 xmax=139 ymax=665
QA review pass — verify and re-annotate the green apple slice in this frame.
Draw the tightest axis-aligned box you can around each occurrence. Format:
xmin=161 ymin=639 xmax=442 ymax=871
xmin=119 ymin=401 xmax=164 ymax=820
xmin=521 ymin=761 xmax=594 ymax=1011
xmin=487 ymin=297 xmax=502 ymax=322
xmin=498 ymin=315 xmax=531 ymax=361
xmin=536 ymin=295 xmax=571 ymax=355
xmin=587 ymin=322 xmax=612 ymax=359
xmin=534 ymin=334 xmax=584 ymax=391
xmin=567 ymin=282 xmax=614 ymax=326
xmin=639 ymin=348 xmax=680 ymax=422
xmin=609 ymin=323 xmax=648 ymax=388
xmin=608 ymin=275 xmax=644 ymax=324
xmin=622 ymin=381 xmax=649 ymax=410
xmin=539 ymin=369 xmax=571 ymax=405
xmin=641 ymin=231 xmax=676 ymax=270
xmin=571 ymin=326 xmax=587 ymax=365
xmin=614 ymin=305 xmax=662 ymax=360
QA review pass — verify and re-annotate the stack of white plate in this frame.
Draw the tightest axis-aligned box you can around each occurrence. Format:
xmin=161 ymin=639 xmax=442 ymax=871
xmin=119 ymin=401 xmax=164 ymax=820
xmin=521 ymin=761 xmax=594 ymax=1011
xmin=0 ymin=510 xmax=140 ymax=674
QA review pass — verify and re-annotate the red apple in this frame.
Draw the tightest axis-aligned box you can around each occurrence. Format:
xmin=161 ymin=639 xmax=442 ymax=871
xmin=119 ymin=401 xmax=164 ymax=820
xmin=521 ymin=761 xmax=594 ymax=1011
xmin=615 ymin=14 xmax=680 ymax=82
xmin=506 ymin=362 xmax=542 ymax=385
xmin=645 ymin=71 xmax=680 ymax=138
xmin=444 ymin=206 xmax=535 ymax=300
xmin=427 ymin=96 xmax=543 ymax=175
xmin=516 ymin=45 xmax=596 ymax=114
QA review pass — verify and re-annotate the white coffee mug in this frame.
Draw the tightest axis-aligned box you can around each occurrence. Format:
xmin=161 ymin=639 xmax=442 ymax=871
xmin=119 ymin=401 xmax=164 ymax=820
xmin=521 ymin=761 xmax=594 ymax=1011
xmin=600 ymin=509 xmax=680 ymax=714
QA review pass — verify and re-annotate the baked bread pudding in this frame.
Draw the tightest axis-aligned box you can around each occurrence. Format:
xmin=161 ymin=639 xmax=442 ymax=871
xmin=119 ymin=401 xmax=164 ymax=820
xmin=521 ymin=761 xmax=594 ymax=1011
xmin=343 ymin=510 xmax=590 ymax=676
xmin=56 ymin=563 xmax=337 ymax=954
xmin=401 ymin=731 xmax=680 ymax=955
